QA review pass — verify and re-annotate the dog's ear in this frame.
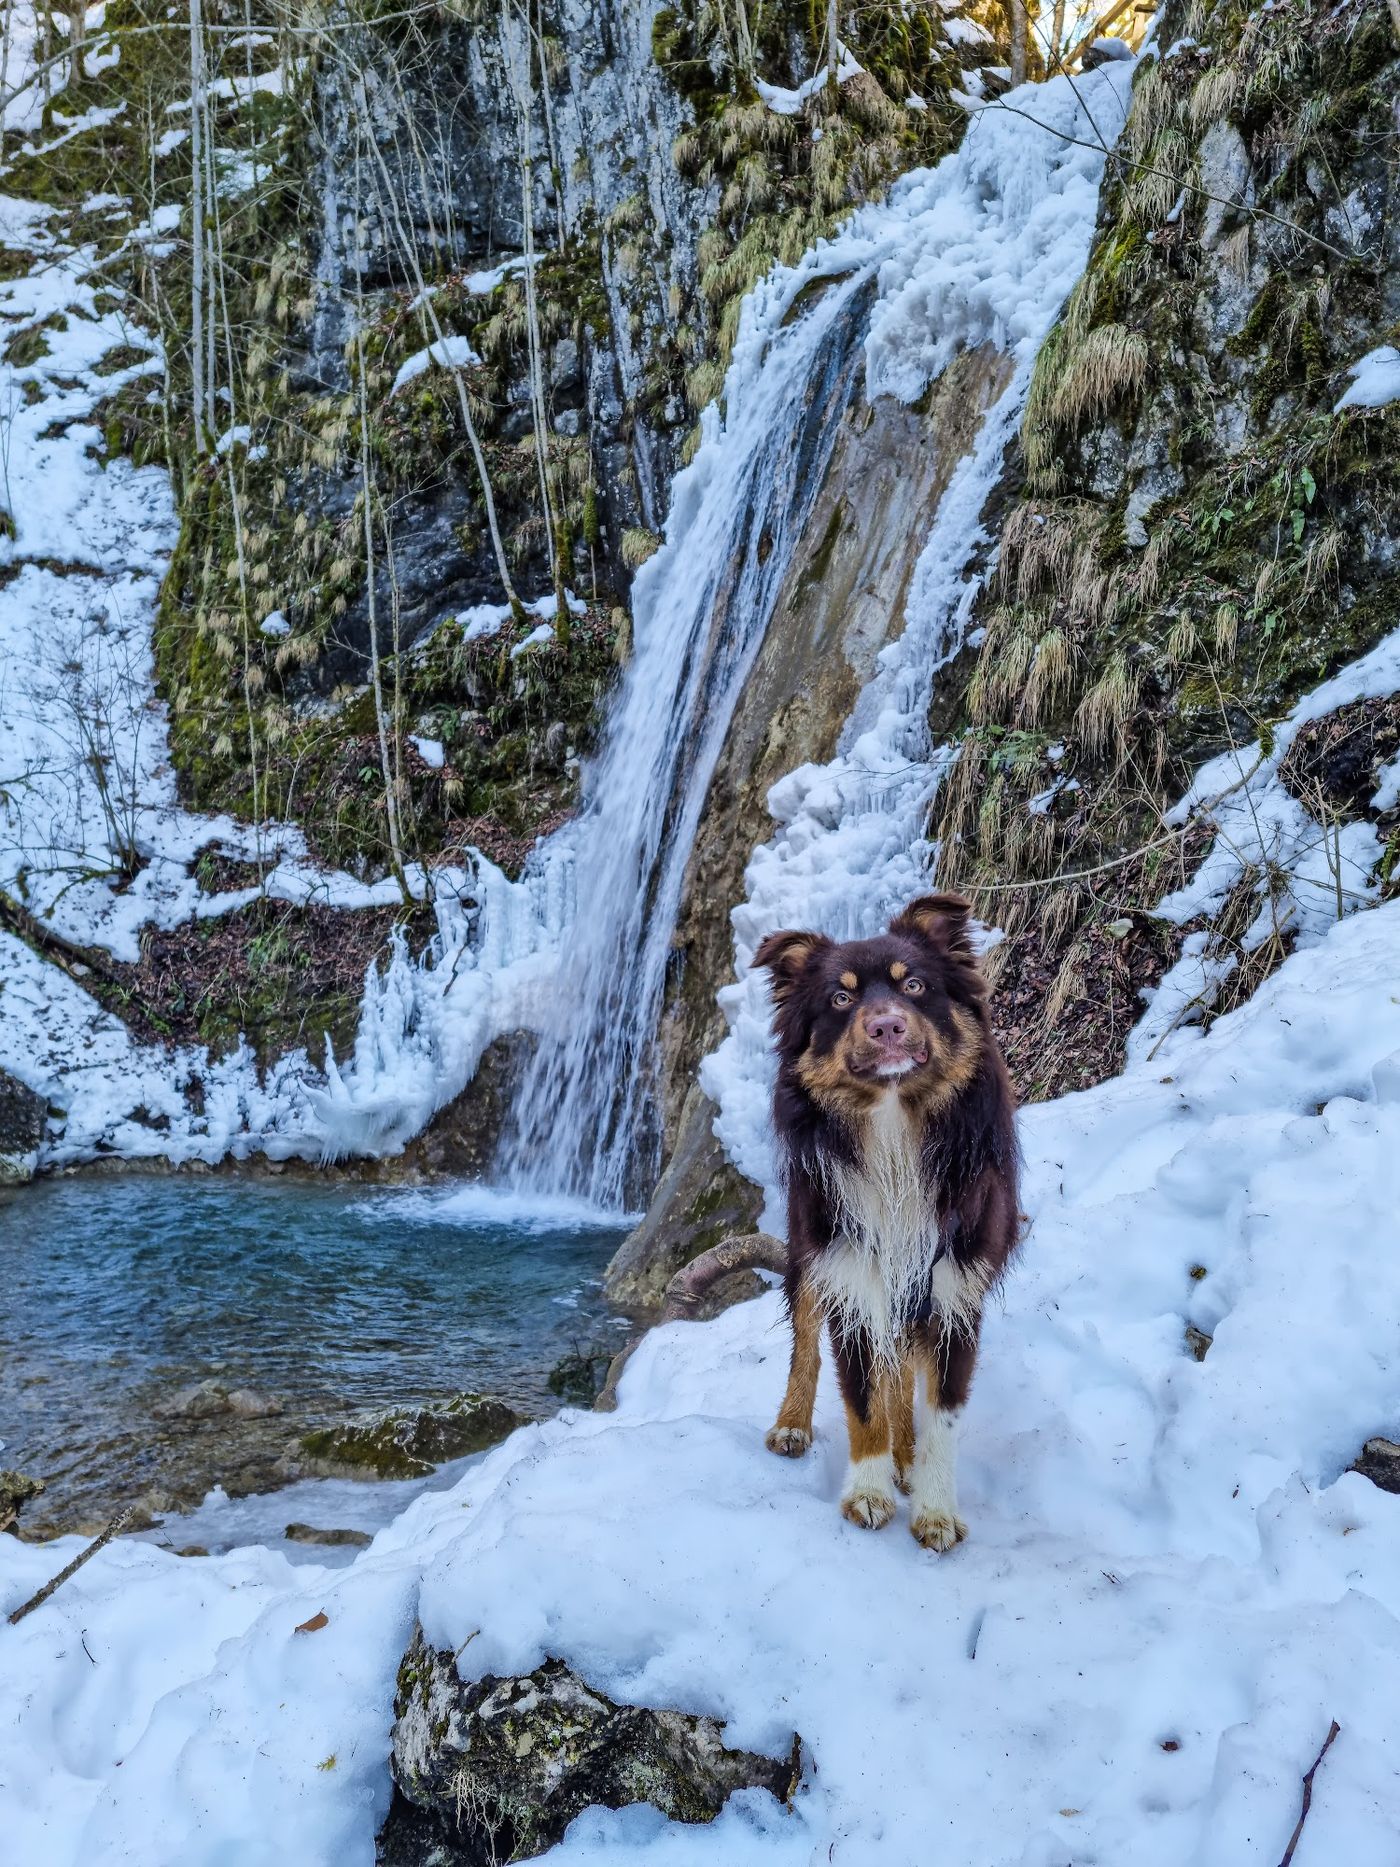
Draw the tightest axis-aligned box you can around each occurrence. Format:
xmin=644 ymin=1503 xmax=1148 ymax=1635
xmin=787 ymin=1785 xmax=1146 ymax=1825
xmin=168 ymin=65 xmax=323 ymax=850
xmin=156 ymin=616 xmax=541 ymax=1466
xmin=889 ymin=893 xmax=975 ymax=960
xmin=753 ymin=928 xmax=832 ymax=1002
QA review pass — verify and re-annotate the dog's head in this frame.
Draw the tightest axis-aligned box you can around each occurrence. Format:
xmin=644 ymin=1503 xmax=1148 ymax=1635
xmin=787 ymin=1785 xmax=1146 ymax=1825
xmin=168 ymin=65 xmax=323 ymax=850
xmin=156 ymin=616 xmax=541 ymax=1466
xmin=755 ymin=895 xmax=987 ymax=1116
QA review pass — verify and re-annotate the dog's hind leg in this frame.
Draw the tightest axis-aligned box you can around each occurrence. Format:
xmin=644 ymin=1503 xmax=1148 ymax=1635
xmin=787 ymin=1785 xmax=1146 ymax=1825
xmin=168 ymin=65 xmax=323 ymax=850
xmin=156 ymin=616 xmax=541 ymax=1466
xmin=908 ymin=1320 xmax=978 ymax=1552
xmin=766 ymin=1271 xmax=821 ymax=1458
xmin=832 ymin=1327 xmax=897 ymax=1530
xmin=892 ymin=1355 xmax=916 ymax=1494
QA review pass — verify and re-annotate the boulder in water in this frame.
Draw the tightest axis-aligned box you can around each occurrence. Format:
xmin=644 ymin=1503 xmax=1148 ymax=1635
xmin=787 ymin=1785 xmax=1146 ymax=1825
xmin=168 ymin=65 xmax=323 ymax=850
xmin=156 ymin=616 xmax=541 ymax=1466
xmin=298 ymin=1395 xmax=526 ymax=1480
xmin=376 ymin=1626 xmax=801 ymax=1864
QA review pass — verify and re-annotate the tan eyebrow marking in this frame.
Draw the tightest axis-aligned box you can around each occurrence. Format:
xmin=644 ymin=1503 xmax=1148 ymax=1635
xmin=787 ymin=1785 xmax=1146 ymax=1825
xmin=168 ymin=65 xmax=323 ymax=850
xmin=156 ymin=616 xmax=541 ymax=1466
xmin=889 ymin=961 xmax=908 ymax=981
xmin=840 ymin=970 xmax=859 ymax=990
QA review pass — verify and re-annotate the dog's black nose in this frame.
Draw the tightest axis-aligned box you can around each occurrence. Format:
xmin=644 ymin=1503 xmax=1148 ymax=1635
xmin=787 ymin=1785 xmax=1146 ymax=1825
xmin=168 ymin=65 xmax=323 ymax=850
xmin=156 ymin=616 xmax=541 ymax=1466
xmin=865 ymin=1008 xmax=907 ymax=1044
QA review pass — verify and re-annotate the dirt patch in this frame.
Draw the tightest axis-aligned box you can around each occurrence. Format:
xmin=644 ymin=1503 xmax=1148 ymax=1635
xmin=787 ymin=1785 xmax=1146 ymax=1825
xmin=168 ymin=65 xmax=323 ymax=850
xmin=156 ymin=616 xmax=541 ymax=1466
xmin=442 ymin=804 xmax=576 ymax=878
xmin=1280 ymin=694 xmax=1400 ymax=827
xmin=990 ymin=909 xmax=1184 ymax=1104
xmin=94 ymin=896 xmax=432 ymax=1062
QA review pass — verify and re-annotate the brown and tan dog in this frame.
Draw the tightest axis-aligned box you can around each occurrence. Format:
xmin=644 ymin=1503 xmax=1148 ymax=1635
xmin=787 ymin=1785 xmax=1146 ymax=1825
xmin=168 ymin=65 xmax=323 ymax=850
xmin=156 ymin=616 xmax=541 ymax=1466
xmin=756 ymin=894 xmax=1020 ymax=1550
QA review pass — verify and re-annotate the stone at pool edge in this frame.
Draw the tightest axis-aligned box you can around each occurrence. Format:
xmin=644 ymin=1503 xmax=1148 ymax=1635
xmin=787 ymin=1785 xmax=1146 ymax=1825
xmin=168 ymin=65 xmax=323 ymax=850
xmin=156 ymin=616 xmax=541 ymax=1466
xmin=284 ymin=1522 xmax=373 ymax=1548
xmin=0 ymin=1069 xmax=46 ymax=1186
xmin=376 ymin=1626 xmax=802 ymax=1866
xmin=1352 ymin=1437 xmax=1400 ymax=1494
xmin=297 ymin=1395 xmax=527 ymax=1482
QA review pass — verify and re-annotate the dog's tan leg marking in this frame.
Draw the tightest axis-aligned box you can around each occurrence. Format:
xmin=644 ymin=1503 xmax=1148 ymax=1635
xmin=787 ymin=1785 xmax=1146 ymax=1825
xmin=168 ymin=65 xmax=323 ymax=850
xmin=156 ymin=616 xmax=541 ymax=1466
xmin=908 ymin=1341 xmax=967 ymax=1553
xmin=839 ymin=1375 xmax=897 ymax=1530
xmin=892 ymin=1356 xmax=915 ymax=1494
xmin=766 ymin=1277 xmax=821 ymax=1458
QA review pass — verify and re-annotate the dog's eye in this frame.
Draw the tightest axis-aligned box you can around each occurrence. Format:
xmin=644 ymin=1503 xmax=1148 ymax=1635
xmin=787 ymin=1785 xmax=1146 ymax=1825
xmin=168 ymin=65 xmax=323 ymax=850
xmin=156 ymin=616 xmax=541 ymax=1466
xmin=831 ymin=989 xmax=853 ymax=1010
xmin=902 ymin=977 xmax=925 ymax=996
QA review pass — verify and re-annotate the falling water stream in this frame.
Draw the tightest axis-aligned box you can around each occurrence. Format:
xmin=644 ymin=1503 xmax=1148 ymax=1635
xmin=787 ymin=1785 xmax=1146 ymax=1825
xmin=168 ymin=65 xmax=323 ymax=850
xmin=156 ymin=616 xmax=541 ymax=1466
xmin=492 ymin=272 xmax=876 ymax=1210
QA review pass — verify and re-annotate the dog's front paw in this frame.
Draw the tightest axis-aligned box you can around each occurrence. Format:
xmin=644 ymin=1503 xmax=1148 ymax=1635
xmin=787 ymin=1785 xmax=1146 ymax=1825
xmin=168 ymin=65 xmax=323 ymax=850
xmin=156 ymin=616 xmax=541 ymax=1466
xmin=840 ymin=1484 xmax=897 ymax=1530
xmin=766 ymin=1425 xmax=812 ymax=1458
xmin=910 ymin=1508 xmax=967 ymax=1552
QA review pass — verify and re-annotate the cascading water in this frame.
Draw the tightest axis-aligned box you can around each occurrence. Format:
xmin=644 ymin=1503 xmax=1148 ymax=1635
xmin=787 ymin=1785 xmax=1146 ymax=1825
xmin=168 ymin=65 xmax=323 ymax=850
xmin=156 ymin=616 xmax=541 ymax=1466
xmin=492 ymin=270 xmax=876 ymax=1211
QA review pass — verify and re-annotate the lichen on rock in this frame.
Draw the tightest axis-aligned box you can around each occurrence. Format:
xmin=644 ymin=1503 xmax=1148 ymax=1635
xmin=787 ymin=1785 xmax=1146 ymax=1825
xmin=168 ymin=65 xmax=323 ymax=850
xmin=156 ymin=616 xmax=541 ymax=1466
xmin=298 ymin=1395 xmax=526 ymax=1481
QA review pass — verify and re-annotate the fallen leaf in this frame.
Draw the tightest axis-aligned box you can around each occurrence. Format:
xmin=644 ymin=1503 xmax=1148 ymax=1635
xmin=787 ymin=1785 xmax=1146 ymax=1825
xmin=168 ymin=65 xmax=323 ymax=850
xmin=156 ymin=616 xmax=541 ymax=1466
xmin=295 ymin=1610 xmax=329 ymax=1634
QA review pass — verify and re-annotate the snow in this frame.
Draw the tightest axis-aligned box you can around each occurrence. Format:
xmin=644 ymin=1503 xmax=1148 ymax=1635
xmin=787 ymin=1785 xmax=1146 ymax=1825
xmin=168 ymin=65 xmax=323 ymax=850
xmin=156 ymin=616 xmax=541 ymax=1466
xmin=409 ymin=734 xmax=445 ymax=769
xmin=5 ymin=902 xmax=1400 ymax=1862
xmin=259 ymin=608 xmax=291 ymax=638
xmin=943 ymin=14 xmax=994 ymax=44
xmin=702 ymin=58 xmax=1137 ymax=1210
xmin=1133 ymin=624 xmax=1400 ymax=1062
xmin=510 ymin=622 xmax=556 ymax=658
xmin=1334 ymin=344 xmax=1400 ymax=413
xmin=389 ymin=333 xmax=482 ymax=396
xmin=755 ymin=42 xmax=864 ymax=116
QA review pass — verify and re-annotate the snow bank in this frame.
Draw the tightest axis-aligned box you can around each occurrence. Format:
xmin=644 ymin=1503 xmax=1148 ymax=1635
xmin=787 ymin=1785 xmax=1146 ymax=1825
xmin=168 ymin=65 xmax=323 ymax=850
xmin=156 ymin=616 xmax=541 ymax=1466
xmin=5 ymin=903 xmax=1400 ymax=1863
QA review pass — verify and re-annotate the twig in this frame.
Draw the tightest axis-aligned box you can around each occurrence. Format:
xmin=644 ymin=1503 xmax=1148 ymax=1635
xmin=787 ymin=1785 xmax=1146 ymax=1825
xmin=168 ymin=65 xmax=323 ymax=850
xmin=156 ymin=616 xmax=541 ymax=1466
xmin=7 ymin=1507 xmax=135 ymax=1627
xmin=1278 ymin=1719 xmax=1341 ymax=1867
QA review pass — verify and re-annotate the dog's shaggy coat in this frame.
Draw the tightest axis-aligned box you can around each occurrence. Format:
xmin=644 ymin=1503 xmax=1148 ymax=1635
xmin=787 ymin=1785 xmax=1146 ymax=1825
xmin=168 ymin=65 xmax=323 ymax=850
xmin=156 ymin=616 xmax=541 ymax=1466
xmin=756 ymin=894 xmax=1020 ymax=1549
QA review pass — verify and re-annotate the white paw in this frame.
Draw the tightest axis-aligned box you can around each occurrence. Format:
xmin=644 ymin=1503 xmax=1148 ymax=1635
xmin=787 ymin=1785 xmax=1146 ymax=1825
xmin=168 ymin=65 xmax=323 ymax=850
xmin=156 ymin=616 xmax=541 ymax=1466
xmin=893 ymin=1460 xmax=914 ymax=1496
xmin=840 ymin=1484 xmax=897 ymax=1530
xmin=910 ymin=1507 xmax=967 ymax=1552
xmin=766 ymin=1425 xmax=812 ymax=1458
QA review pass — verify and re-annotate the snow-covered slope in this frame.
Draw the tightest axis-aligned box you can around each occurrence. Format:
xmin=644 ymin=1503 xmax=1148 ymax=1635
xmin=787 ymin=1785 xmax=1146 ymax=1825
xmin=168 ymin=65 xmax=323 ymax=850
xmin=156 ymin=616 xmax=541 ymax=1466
xmin=5 ymin=900 xmax=1400 ymax=1863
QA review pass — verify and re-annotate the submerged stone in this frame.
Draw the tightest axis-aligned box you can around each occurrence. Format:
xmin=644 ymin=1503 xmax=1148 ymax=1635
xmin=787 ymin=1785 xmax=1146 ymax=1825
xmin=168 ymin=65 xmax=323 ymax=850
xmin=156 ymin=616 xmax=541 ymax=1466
xmin=283 ymin=1522 xmax=373 ymax=1549
xmin=376 ymin=1626 xmax=800 ymax=1865
xmin=151 ymin=1380 xmax=284 ymax=1422
xmin=298 ymin=1395 xmax=526 ymax=1481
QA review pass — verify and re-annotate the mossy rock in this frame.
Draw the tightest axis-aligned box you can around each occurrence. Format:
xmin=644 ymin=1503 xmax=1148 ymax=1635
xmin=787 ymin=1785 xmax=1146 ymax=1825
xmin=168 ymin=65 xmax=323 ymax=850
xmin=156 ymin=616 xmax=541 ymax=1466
xmin=298 ymin=1394 xmax=526 ymax=1480
xmin=545 ymin=1346 xmax=616 ymax=1407
xmin=377 ymin=1626 xmax=800 ymax=1865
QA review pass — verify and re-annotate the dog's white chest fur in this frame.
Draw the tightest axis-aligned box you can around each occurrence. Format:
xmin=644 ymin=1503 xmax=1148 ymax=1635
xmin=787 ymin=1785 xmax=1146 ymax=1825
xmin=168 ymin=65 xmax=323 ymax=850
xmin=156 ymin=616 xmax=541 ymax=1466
xmin=810 ymin=1091 xmax=977 ymax=1363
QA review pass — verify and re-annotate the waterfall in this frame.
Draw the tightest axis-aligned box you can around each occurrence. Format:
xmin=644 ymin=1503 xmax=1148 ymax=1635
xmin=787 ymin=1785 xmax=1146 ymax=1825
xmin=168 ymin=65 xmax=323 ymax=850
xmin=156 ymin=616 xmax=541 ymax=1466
xmin=493 ymin=269 xmax=874 ymax=1210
